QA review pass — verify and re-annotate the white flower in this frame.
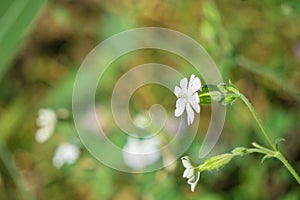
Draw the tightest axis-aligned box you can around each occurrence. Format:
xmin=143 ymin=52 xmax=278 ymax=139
xmin=133 ymin=113 xmax=151 ymax=129
xmin=174 ymin=74 xmax=201 ymax=125
xmin=35 ymin=108 xmax=57 ymax=143
xmin=122 ymin=136 xmax=161 ymax=170
xmin=181 ymin=156 xmax=200 ymax=192
xmin=52 ymin=143 xmax=80 ymax=168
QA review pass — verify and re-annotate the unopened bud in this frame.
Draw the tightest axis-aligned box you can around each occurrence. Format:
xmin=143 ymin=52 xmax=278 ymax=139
xmin=199 ymin=84 xmax=223 ymax=104
xmin=198 ymin=153 xmax=233 ymax=171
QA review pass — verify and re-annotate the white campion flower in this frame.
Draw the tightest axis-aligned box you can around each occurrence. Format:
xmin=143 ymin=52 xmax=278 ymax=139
xmin=181 ymin=156 xmax=200 ymax=192
xmin=35 ymin=108 xmax=57 ymax=143
xmin=174 ymin=74 xmax=201 ymax=125
xmin=122 ymin=136 xmax=161 ymax=170
xmin=52 ymin=143 xmax=80 ymax=168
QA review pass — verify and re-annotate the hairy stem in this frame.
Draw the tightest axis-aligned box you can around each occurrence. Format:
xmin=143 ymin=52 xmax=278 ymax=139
xmin=239 ymin=93 xmax=300 ymax=184
xmin=276 ymin=152 xmax=300 ymax=184
xmin=239 ymin=93 xmax=276 ymax=150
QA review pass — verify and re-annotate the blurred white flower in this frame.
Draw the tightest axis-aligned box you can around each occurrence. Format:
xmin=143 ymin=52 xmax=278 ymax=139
xmin=174 ymin=74 xmax=201 ymax=125
xmin=52 ymin=143 xmax=80 ymax=168
xmin=133 ymin=113 xmax=150 ymax=129
xmin=35 ymin=108 xmax=57 ymax=143
xmin=122 ymin=136 xmax=161 ymax=170
xmin=181 ymin=156 xmax=200 ymax=192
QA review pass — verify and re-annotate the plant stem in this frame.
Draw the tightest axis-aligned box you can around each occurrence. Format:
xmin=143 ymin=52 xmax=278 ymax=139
xmin=252 ymin=142 xmax=276 ymax=155
xmin=239 ymin=93 xmax=276 ymax=150
xmin=276 ymin=152 xmax=300 ymax=184
xmin=244 ymin=148 xmax=270 ymax=155
xmin=239 ymin=93 xmax=300 ymax=184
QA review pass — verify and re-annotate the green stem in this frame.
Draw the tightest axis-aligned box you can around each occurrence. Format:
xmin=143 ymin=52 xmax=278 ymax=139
xmin=276 ymin=152 xmax=300 ymax=184
xmin=238 ymin=93 xmax=300 ymax=184
xmin=252 ymin=142 xmax=275 ymax=155
xmin=239 ymin=93 xmax=276 ymax=150
xmin=245 ymin=148 xmax=270 ymax=155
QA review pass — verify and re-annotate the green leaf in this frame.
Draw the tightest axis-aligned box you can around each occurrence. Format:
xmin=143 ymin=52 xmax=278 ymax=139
xmin=0 ymin=0 xmax=46 ymax=80
xmin=0 ymin=141 xmax=34 ymax=200
xmin=228 ymin=80 xmax=238 ymax=90
xmin=217 ymin=83 xmax=228 ymax=94
xmin=275 ymin=137 xmax=286 ymax=151
xmin=261 ymin=154 xmax=273 ymax=163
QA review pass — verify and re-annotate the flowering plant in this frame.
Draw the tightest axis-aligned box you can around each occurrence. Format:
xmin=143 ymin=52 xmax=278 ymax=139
xmin=35 ymin=108 xmax=81 ymax=168
xmin=175 ymin=75 xmax=300 ymax=192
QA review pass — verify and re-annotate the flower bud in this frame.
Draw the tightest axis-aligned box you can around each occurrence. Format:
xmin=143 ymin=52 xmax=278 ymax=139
xmin=232 ymin=147 xmax=248 ymax=156
xmin=198 ymin=153 xmax=233 ymax=171
xmin=222 ymin=93 xmax=239 ymax=105
xmin=199 ymin=82 xmax=240 ymax=105
xmin=199 ymin=84 xmax=223 ymax=104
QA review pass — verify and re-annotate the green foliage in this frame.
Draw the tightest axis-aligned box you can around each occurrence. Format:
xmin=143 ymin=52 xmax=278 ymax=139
xmin=0 ymin=0 xmax=46 ymax=80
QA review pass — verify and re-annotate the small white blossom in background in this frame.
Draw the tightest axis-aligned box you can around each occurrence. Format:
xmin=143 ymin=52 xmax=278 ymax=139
xmin=52 ymin=143 xmax=80 ymax=168
xmin=133 ymin=113 xmax=151 ymax=129
xmin=35 ymin=108 xmax=57 ymax=143
xmin=181 ymin=156 xmax=200 ymax=192
xmin=122 ymin=136 xmax=161 ymax=170
xmin=174 ymin=74 xmax=201 ymax=125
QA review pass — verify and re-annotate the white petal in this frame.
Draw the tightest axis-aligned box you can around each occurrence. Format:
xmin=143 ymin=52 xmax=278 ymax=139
xmin=191 ymin=92 xmax=200 ymax=103
xmin=188 ymin=75 xmax=201 ymax=95
xmin=190 ymin=172 xmax=200 ymax=192
xmin=196 ymin=171 xmax=200 ymax=181
xmin=176 ymin=98 xmax=184 ymax=108
xmin=190 ymin=104 xmax=200 ymax=115
xmin=190 ymin=182 xmax=196 ymax=192
xmin=186 ymin=169 xmax=195 ymax=179
xmin=191 ymin=102 xmax=200 ymax=113
xmin=189 ymin=74 xmax=195 ymax=86
xmin=174 ymin=86 xmax=181 ymax=97
xmin=174 ymin=105 xmax=185 ymax=117
xmin=183 ymin=169 xmax=189 ymax=178
xmin=180 ymin=78 xmax=188 ymax=91
xmin=186 ymin=104 xmax=194 ymax=125
xmin=189 ymin=93 xmax=200 ymax=113
xmin=181 ymin=156 xmax=193 ymax=168
xmin=190 ymin=181 xmax=197 ymax=192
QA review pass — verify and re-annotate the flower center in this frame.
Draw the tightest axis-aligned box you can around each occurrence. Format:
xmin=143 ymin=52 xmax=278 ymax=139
xmin=179 ymin=94 xmax=190 ymax=105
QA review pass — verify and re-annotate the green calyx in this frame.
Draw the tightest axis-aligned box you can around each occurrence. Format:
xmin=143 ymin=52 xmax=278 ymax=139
xmin=199 ymin=80 xmax=240 ymax=105
xmin=192 ymin=143 xmax=300 ymax=184
xmin=198 ymin=153 xmax=234 ymax=172
xmin=196 ymin=146 xmax=264 ymax=173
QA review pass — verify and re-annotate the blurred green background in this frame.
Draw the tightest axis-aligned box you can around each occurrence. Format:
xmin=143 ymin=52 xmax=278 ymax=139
xmin=0 ymin=0 xmax=300 ymax=199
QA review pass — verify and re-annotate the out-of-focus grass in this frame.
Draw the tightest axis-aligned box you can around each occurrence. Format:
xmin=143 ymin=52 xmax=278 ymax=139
xmin=0 ymin=0 xmax=300 ymax=200
xmin=0 ymin=0 xmax=46 ymax=199
xmin=0 ymin=0 xmax=46 ymax=80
